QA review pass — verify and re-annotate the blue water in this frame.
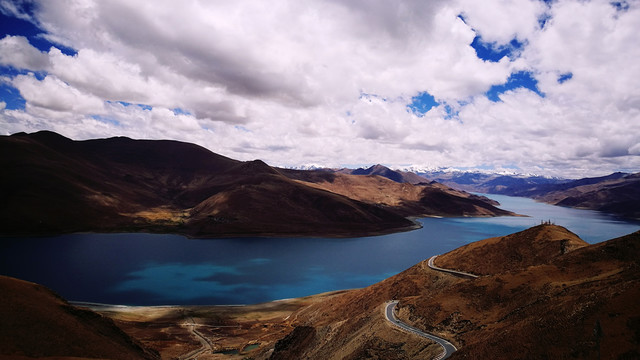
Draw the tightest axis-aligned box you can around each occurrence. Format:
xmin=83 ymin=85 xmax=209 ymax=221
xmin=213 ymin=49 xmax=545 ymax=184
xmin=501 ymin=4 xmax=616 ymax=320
xmin=0 ymin=194 xmax=638 ymax=305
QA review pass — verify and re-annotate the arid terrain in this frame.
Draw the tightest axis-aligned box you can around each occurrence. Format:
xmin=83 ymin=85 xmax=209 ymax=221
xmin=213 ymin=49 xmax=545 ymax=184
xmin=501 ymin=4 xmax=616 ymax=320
xmin=0 ymin=131 xmax=513 ymax=238
xmin=3 ymin=224 xmax=638 ymax=359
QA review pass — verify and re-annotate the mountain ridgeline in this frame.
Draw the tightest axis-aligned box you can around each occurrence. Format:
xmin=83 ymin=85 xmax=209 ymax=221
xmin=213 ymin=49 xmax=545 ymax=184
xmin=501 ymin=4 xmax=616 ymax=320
xmin=417 ymin=170 xmax=640 ymax=220
xmin=0 ymin=131 xmax=513 ymax=237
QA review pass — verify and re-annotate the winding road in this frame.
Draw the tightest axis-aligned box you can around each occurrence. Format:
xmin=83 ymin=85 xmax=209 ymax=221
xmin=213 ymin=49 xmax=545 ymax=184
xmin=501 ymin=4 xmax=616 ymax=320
xmin=385 ymin=301 xmax=457 ymax=360
xmin=383 ymin=255 xmax=478 ymax=359
xmin=427 ymin=255 xmax=478 ymax=279
xmin=179 ymin=316 xmax=214 ymax=360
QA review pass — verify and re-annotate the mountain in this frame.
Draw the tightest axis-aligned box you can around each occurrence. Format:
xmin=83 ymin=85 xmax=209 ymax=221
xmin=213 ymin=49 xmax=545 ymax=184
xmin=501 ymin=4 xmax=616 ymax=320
xmin=522 ymin=172 xmax=640 ymax=220
xmin=0 ymin=275 xmax=158 ymax=360
xmin=269 ymin=225 xmax=640 ymax=359
xmin=280 ymin=168 xmax=515 ymax=218
xmin=416 ymin=169 xmax=640 ymax=220
xmin=414 ymin=169 xmax=568 ymax=194
xmin=0 ymin=131 xmax=416 ymax=237
xmin=0 ymin=131 xmax=511 ymax=238
xmin=339 ymin=164 xmax=429 ymax=184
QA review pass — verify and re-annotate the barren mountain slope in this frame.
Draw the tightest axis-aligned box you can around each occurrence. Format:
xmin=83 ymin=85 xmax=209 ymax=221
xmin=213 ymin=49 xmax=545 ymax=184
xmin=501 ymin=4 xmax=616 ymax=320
xmin=270 ymin=225 xmax=640 ymax=359
xmin=0 ymin=131 xmax=416 ymax=237
xmin=435 ymin=223 xmax=588 ymax=275
xmin=284 ymin=170 xmax=515 ymax=217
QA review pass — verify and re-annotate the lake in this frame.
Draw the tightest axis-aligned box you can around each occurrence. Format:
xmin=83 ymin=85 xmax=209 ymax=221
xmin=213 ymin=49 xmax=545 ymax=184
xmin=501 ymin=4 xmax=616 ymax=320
xmin=1 ymin=194 xmax=638 ymax=305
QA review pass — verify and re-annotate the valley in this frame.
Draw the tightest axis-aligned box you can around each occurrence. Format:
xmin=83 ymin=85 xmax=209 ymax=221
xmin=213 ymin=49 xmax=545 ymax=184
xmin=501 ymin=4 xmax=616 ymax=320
xmin=1 ymin=131 xmax=640 ymax=359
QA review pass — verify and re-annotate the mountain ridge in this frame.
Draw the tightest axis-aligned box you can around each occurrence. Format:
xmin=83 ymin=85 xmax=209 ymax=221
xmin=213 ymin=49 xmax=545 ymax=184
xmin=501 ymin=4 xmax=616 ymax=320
xmin=0 ymin=131 xmax=511 ymax=238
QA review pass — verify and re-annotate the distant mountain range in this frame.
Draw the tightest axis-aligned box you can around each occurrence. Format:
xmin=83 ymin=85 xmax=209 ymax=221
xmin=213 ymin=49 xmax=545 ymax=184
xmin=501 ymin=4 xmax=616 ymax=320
xmin=292 ymin=164 xmax=640 ymax=220
xmin=0 ymin=131 xmax=512 ymax=238
xmin=416 ymin=169 xmax=640 ymax=220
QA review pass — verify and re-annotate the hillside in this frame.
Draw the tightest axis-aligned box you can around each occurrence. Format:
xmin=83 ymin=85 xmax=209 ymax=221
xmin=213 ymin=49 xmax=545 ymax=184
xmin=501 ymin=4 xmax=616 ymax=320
xmin=0 ymin=275 xmax=158 ymax=360
xmin=281 ymin=169 xmax=515 ymax=218
xmin=338 ymin=164 xmax=429 ymax=184
xmin=4 ymin=225 xmax=638 ymax=359
xmin=419 ymin=169 xmax=640 ymax=220
xmin=269 ymin=225 xmax=640 ymax=359
xmin=531 ymin=172 xmax=640 ymax=219
xmin=0 ymin=131 xmax=513 ymax=237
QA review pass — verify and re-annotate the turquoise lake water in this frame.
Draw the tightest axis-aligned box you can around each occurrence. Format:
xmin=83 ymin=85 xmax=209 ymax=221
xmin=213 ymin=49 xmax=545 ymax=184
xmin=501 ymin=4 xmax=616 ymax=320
xmin=1 ymin=194 xmax=638 ymax=305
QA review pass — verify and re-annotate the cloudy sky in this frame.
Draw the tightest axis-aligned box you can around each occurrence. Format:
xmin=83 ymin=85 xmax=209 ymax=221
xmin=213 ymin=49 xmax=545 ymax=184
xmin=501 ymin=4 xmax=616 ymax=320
xmin=1 ymin=0 xmax=639 ymax=178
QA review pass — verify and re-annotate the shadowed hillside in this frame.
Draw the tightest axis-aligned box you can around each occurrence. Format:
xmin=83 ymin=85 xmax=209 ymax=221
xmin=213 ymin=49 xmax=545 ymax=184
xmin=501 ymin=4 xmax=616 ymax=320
xmin=0 ymin=131 xmax=513 ymax=237
xmin=0 ymin=275 xmax=158 ymax=360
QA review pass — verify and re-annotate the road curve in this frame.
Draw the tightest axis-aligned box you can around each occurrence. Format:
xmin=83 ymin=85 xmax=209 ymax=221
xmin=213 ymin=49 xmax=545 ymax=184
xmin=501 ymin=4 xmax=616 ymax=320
xmin=179 ymin=316 xmax=214 ymax=360
xmin=385 ymin=301 xmax=457 ymax=360
xmin=427 ymin=255 xmax=478 ymax=279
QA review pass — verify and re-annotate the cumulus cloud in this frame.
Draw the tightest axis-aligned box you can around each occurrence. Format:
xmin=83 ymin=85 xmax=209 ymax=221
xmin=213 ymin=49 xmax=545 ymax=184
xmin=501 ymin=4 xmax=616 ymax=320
xmin=0 ymin=35 xmax=50 ymax=70
xmin=0 ymin=0 xmax=638 ymax=177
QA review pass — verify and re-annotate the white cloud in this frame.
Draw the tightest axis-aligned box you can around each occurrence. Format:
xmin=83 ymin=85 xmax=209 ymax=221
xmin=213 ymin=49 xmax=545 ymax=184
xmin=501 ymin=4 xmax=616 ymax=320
xmin=12 ymin=74 xmax=105 ymax=115
xmin=459 ymin=0 xmax=547 ymax=44
xmin=0 ymin=35 xmax=50 ymax=70
xmin=0 ymin=0 xmax=639 ymax=178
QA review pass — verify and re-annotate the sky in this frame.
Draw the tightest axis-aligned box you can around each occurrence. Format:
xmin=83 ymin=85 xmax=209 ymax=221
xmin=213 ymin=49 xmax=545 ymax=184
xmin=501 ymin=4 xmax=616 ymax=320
xmin=1 ymin=0 xmax=639 ymax=178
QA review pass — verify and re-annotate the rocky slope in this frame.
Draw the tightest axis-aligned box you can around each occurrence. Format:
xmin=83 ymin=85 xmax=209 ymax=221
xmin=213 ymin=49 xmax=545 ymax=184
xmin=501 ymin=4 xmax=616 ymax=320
xmin=269 ymin=225 xmax=640 ymax=359
xmin=0 ymin=131 xmax=512 ymax=237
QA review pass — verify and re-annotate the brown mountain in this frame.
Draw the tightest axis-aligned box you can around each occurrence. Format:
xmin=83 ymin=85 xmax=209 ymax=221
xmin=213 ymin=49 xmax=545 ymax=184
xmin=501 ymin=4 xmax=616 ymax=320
xmin=0 ymin=275 xmax=158 ymax=360
xmin=0 ymin=131 xmax=512 ymax=238
xmin=338 ymin=164 xmax=429 ymax=184
xmin=280 ymin=169 xmax=514 ymax=218
xmin=531 ymin=172 xmax=640 ymax=220
xmin=423 ymin=169 xmax=640 ymax=220
xmin=269 ymin=225 xmax=640 ymax=359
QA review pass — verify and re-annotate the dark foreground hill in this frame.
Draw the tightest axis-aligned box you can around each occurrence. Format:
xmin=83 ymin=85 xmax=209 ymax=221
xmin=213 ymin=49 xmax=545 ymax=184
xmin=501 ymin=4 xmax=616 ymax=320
xmin=0 ymin=131 xmax=511 ymax=237
xmin=0 ymin=275 xmax=158 ymax=360
xmin=270 ymin=225 xmax=640 ymax=359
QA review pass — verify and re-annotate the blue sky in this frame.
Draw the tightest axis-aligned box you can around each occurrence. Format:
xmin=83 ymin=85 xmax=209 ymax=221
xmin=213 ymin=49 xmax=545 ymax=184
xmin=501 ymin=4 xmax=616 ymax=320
xmin=1 ymin=0 xmax=639 ymax=178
